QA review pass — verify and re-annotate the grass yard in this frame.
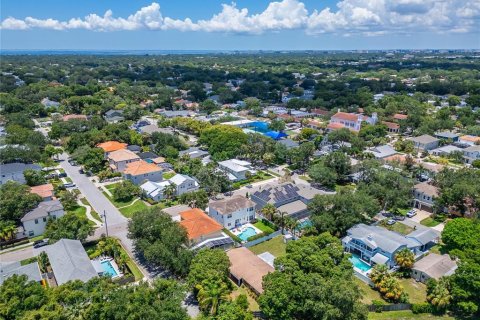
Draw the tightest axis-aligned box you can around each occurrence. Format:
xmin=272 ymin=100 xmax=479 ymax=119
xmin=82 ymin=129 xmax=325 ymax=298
xmin=399 ymin=278 xmax=427 ymax=304
xmin=381 ymin=221 xmax=414 ymax=235
xmin=162 ymin=171 xmax=176 ymax=180
xmin=80 ymin=198 xmax=102 ymax=222
xmin=119 ymin=200 xmax=148 ymax=218
xmin=126 ymin=260 xmax=144 ymax=281
xmin=102 ymin=191 xmax=137 ymax=208
xmin=354 ymin=278 xmax=384 ymax=305
xmin=105 ymin=183 xmax=120 ymax=191
xmin=420 ymin=217 xmax=442 ymax=227
xmin=249 ymin=235 xmax=286 ymax=258
xmin=298 ymin=175 xmax=312 ymax=182
xmin=232 ymin=171 xmax=274 ymax=189
xmin=229 ymin=282 xmax=260 ymax=312
xmin=253 ymin=220 xmax=276 ymax=234
xmin=64 ymin=177 xmax=73 ymax=183
xmin=68 ymin=205 xmax=97 ymax=226
xmin=368 ymin=311 xmax=454 ymax=320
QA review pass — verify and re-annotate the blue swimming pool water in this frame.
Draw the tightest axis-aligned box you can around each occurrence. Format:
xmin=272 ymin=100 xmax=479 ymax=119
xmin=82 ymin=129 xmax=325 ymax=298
xmin=247 ymin=121 xmax=270 ymax=133
xmin=101 ymin=260 xmax=118 ymax=277
xmin=349 ymin=254 xmax=372 ymax=272
xmin=238 ymin=227 xmax=258 ymax=241
xmin=297 ymin=219 xmax=312 ymax=230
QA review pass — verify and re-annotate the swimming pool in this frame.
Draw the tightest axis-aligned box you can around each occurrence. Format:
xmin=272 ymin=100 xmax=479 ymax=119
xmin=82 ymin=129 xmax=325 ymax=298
xmin=296 ymin=219 xmax=313 ymax=230
xmin=101 ymin=260 xmax=118 ymax=277
xmin=247 ymin=121 xmax=270 ymax=133
xmin=349 ymin=254 xmax=372 ymax=272
xmin=237 ymin=227 xmax=258 ymax=241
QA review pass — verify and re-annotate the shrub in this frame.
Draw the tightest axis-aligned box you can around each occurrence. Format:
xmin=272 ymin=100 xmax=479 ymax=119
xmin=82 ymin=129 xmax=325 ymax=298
xmin=412 ymin=303 xmax=433 ymax=314
xmin=246 ymin=232 xmax=266 ymax=242
xmin=372 ymin=300 xmax=384 ymax=313
xmin=223 ymin=228 xmax=242 ymax=243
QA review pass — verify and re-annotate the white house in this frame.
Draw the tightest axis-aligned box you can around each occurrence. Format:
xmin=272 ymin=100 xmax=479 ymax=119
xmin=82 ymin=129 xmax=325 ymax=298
xmin=218 ymin=159 xmax=256 ymax=181
xmin=463 ymin=145 xmax=480 ymax=164
xmin=208 ymin=195 xmax=256 ymax=229
xmin=141 ymin=174 xmax=199 ymax=202
xmin=328 ymin=111 xmax=378 ymax=132
xmin=107 ymin=149 xmax=140 ymax=172
xmin=21 ymin=200 xmax=65 ymax=237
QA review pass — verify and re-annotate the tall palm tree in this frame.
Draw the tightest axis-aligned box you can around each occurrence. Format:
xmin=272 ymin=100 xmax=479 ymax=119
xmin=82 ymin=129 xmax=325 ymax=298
xmin=427 ymin=278 xmax=451 ymax=310
xmin=369 ymin=264 xmax=389 ymax=288
xmin=195 ymin=279 xmax=230 ymax=316
xmin=261 ymin=203 xmax=277 ymax=221
xmin=163 ymin=183 xmax=177 ymax=201
xmin=0 ymin=224 xmax=16 ymax=242
xmin=116 ymin=251 xmax=130 ymax=273
xmin=394 ymin=248 xmax=415 ymax=269
xmin=38 ymin=251 xmax=49 ymax=273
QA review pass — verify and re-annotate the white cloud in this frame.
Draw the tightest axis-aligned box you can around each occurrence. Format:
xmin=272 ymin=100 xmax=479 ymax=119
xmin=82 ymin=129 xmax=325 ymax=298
xmin=1 ymin=0 xmax=478 ymax=36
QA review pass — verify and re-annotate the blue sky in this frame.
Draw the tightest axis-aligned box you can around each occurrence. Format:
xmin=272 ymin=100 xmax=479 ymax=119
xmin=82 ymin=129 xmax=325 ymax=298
xmin=1 ymin=0 xmax=479 ymax=50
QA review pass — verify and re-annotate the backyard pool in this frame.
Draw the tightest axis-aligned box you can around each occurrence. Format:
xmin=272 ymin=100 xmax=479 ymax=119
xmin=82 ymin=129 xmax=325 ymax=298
xmin=237 ymin=227 xmax=258 ymax=241
xmin=101 ymin=260 xmax=119 ymax=277
xmin=349 ymin=254 xmax=372 ymax=272
xmin=296 ymin=219 xmax=313 ymax=230
xmin=245 ymin=121 xmax=288 ymax=140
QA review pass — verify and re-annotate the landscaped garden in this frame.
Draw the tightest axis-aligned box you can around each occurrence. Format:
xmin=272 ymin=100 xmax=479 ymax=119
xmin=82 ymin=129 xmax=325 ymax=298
xmin=231 ymin=171 xmax=274 ymax=189
xmin=380 ymin=220 xmax=414 ymax=235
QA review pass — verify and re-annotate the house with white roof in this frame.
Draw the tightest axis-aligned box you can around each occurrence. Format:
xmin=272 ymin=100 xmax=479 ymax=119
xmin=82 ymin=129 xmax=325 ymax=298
xmin=141 ymin=174 xmax=199 ymax=202
xmin=412 ymin=253 xmax=457 ymax=283
xmin=366 ymin=145 xmax=397 ymax=159
xmin=21 ymin=200 xmax=65 ymax=237
xmin=218 ymin=159 xmax=256 ymax=181
xmin=429 ymin=145 xmax=462 ymax=157
xmin=462 ymin=145 xmax=480 ymax=164
xmin=409 ymin=135 xmax=440 ymax=151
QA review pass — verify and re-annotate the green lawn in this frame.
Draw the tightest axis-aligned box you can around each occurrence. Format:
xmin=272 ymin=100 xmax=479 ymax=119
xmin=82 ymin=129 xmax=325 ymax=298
xmin=399 ymin=278 xmax=427 ymax=304
xmin=354 ymin=278 xmax=384 ymax=305
xmin=420 ymin=217 xmax=441 ymax=227
xmin=64 ymin=177 xmax=73 ymax=183
xmin=105 ymin=183 xmax=120 ymax=191
xmin=102 ymin=191 xmax=137 ymax=208
xmin=368 ymin=311 xmax=454 ymax=320
xmin=232 ymin=171 xmax=273 ymax=189
xmin=253 ymin=220 xmax=276 ymax=234
xmin=119 ymin=200 xmax=148 ymax=218
xmin=126 ymin=260 xmax=144 ymax=281
xmin=298 ymin=175 xmax=312 ymax=182
xmin=249 ymin=235 xmax=286 ymax=257
xmin=381 ymin=221 xmax=413 ymax=235
xmin=68 ymin=205 xmax=97 ymax=226
xmin=80 ymin=198 xmax=102 ymax=222
xmin=162 ymin=172 xmax=176 ymax=180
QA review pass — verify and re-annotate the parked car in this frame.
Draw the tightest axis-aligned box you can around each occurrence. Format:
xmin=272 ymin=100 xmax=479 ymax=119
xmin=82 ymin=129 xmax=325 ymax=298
xmin=386 ymin=219 xmax=396 ymax=225
xmin=406 ymin=210 xmax=417 ymax=218
xmin=393 ymin=215 xmax=405 ymax=221
xmin=382 ymin=211 xmax=393 ymax=217
xmin=33 ymin=239 xmax=48 ymax=249
xmin=63 ymin=182 xmax=76 ymax=188
xmin=79 ymin=168 xmax=84 ymax=174
xmin=58 ymin=172 xmax=67 ymax=178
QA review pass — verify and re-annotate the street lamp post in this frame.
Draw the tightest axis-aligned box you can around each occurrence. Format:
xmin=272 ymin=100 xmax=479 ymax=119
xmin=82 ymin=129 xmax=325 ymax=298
xmin=103 ymin=210 xmax=109 ymax=237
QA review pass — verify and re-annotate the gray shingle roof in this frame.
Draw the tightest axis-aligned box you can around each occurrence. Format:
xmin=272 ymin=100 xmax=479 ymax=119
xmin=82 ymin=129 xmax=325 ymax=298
xmin=407 ymin=228 xmax=439 ymax=246
xmin=0 ymin=261 xmax=42 ymax=285
xmin=413 ymin=253 xmax=457 ymax=279
xmin=0 ymin=162 xmax=41 ymax=175
xmin=410 ymin=134 xmax=439 ymax=144
xmin=21 ymin=199 xmax=64 ymax=222
xmin=209 ymin=195 xmax=256 ymax=215
xmin=346 ymin=224 xmax=419 ymax=254
xmin=45 ymin=239 xmax=98 ymax=285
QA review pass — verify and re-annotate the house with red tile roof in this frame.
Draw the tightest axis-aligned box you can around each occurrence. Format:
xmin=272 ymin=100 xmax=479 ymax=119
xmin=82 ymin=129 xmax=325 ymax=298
xmin=30 ymin=183 xmax=54 ymax=201
xmin=179 ymin=208 xmax=224 ymax=245
xmin=107 ymin=149 xmax=140 ymax=172
xmin=328 ymin=110 xmax=377 ymax=132
xmin=62 ymin=114 xmax=87 ymax=122
xmin=97 ymin=141 xmax=127 ymax=155
xmin=382 ymin=121 xmax=400 ymax=133
xmin=123 ymin=160 xmax=163 ymax=185
xmin=393 ymin=113 xmax=408 ymax=121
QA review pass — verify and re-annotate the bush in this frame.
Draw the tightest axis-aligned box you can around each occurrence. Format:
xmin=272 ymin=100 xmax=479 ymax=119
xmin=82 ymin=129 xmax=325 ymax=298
xmin=372 ymin=300 xmax=384 ymax=313
xmin=412 ymin=303 xmax=433 ymax=314
xmin=261 ymin=218 xmax=278 ymax=231
xmin=246 ymin=232 xmax=266 ymax=242
xmin=223 ymin=228 xmax=242 ymax=243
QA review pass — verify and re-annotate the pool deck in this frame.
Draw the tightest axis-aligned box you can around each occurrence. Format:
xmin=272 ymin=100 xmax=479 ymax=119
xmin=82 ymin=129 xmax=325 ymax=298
xmin=231 ymin=223 xmax=263 ymax=241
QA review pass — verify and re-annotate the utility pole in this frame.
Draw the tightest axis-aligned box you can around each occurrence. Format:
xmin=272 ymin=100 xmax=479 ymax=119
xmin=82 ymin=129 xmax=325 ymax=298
xmin=103 ymin=210 xmax=109 ymax=237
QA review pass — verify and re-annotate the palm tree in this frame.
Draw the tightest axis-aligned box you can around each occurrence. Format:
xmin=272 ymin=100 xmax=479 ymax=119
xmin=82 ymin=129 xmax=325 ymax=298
xmin=163 ymin=183 xmax=177 ymax=202
xmin=38 ymin=251 xmax=49 ymax=273
xmin=427 ymin=278 xmax=451 ymax=310
xmin=195 ymin=279 xmax=230 ymax=315
xmin=394 ymin=248 xmax=415 ymax=270
xmin=369 ymin=264 xmax=389 ymax=288
xmin=0 ymin=223 xmax=16 ymax=242
xmin=116 ymin=251 xmax=130 ymax=273
xmin=261 ymin=203 xmax=277 ymax=221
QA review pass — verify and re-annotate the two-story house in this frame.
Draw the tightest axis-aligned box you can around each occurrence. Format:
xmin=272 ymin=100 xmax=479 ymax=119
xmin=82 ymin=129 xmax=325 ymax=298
xmin=459 ymin=135 xmax=480 ymax=146
xmin=208 ymin=195 xmax=256 ymax=229
xmin=342 ymin=224 xmax=439 ymax=269
xmin=140 ymin=174 xmax=199 ymax=202
xmin=96 ymin=141 xmax=127 ymax=157
xmin=123 ymin=160 xmax=163 ymax=185
xmin=328 ymin=111 xmax=378 ymax=132
xmin=413 ymin=182 xmax=439 ymax=213
xmin=218 ymin=159 xmax=257 ymax=181
xmin=104 ymin=109 xmax=124 ymax=123
xmin=107 ymin=149 xmax=140 ymax=172
xmin=21 ymin=200 xmax=65 ymax=237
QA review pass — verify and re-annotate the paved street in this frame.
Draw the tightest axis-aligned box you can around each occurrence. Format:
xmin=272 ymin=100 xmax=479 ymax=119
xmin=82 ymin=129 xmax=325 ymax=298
xmin=58 ymin=153 xmax=152 ymax=279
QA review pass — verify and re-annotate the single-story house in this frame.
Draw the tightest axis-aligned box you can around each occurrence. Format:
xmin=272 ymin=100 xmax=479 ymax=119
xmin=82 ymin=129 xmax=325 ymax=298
xmin=62 ymin=114 xmax=88 ymax=122
xmin=429 ymin=145 xmax=462 ymax=157
xmin=366 ymin=145 xmax=397 ymax=159
xmin=277 ymin=139 xmax=299 ymax=150
xmin=208 ymin=195 xmax=256 ymax=229
xmin=393 ymin=113 xmax=408 ymax=121
xmin=30 ymin=183 xmax=54 ymax=201
xmin=459 ymin=135 xmax=480 ymax=146
xmin=0 ymin=162 xmax=41 ymax=185
xmin=218 ymin=159 xmax=257 ymax=181
xmin=107 ymin=149 xmax=140 ymax=172
xmin=158 ymin=110 xmax=195 ymax=118
xmin=123 ymin=160 xmax=163 ymax=185
xmin=409 ymin=135 xmax=440 ymax=151
xmin=412 ymin=253 xmax=457 ymax=283
xmin=227 ymin=247 xmax=274 ymax=295
xmin=104 ymin=109 xmax=124 ymax=123
xmin=382 ymin=121 xmax=400 ymax=133
xmin=0 ymin=261 xmax=42 ymax=285
xmin=21 ymin=200 xmax=65 ymax=237
xmin=413 ymin=182 xmax=439 ymax=213
xmin=435 ymin=131 xmax=459 ymax=142
xmin=45 ymin=239 xmax=98 ymax=285
xmin=41 ymin=97 xmax=60 ymax=108
xmin=463 ymin=145 xmax=480 ymax=164
xmin=178 ymin=208 xmax=224 ymax=246
xmin=179 ymin=147 xmax=210 ymax=160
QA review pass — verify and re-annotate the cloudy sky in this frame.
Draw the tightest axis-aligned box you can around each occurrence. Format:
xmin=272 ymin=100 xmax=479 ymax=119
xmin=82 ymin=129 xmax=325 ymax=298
xmin=1 ymin=0 xmax=479 ymax=50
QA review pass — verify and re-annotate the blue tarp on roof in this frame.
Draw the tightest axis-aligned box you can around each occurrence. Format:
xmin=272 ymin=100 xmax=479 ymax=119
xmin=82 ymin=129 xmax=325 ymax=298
xmin=264 ymin=131 xmax=288 ymax=140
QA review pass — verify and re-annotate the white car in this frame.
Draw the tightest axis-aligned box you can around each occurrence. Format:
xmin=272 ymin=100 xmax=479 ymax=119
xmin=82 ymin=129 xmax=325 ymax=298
xmin=406 ymin=210 xmax=417 ymax=218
